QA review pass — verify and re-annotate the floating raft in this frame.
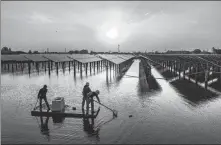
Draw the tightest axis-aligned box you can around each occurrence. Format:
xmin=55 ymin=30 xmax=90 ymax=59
xmin=31 ymin=109 xmax=100 ymax=118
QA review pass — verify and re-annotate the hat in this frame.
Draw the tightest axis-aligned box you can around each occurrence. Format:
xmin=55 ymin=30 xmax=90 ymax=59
xmin=43 ymin=85 xmax=47 ymax=88
xmin=95 ymin=90 xmax=100 ymax=95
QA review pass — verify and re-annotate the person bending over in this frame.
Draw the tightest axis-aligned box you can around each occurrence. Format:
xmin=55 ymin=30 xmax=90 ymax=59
xmin=38 ymin=85 xmax=50 ymax=111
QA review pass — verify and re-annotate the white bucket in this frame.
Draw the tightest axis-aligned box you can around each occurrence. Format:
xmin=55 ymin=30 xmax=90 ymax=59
xmin=51 ymin=97 xmax=65 ymax=112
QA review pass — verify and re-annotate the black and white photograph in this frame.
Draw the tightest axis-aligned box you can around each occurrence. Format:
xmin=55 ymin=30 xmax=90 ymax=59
xmin=1 ymin=1 xmax=221 ymax=144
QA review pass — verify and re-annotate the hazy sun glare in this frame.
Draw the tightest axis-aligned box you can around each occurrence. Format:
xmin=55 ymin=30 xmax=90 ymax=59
xmin=106 ymin=28 xmax=118 ymax=39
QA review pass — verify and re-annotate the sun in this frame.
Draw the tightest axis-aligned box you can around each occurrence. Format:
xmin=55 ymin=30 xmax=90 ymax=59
xmin=106 ymin=28 xmax=118 ymax=39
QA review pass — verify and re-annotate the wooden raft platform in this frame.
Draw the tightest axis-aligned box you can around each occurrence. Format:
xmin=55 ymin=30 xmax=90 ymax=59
xmin=31 ymin=109 xmax=100 ymax=118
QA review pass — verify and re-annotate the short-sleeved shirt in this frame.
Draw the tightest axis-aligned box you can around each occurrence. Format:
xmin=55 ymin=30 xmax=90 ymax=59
xmin=88 ymin=92 xmax=98 ymax=98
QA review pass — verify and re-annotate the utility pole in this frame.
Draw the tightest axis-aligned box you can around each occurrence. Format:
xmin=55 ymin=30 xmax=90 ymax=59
xmin=118 ymin=44 xmax=120 ymax=53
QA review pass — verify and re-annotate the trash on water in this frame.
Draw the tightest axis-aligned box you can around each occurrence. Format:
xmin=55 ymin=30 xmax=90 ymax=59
xmin=129 ymin=115 xmax=133 ymax=118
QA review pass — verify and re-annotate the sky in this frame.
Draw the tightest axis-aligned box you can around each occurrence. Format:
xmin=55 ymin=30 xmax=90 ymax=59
xmin=1 ymin=1 xmax=221 ymax=52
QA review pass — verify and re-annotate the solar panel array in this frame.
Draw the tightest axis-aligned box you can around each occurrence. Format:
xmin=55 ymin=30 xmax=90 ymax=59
xmin=143 ymin=54 xmax=221 ymax=69
xmin=1 ymin=55 xmax=29 ymax=62
xmin=1 ymin=54 xmax=134 ymax=64
xmin=1 ymin=54 xmax=102 ymax=63
xmin=68 ymin=54 xmax=102 ymax=63
xmin=23 ymin=54 xmax=49 ymax=62
xmin=43 ymin=54 xmax=72 ymax=62
xmin=97 ymin=54 xmax=134 ymax=64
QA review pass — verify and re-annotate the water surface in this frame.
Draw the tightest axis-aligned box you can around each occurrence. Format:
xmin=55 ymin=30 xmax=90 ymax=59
xmin=1 ymin=59 xmax=221 ymax=144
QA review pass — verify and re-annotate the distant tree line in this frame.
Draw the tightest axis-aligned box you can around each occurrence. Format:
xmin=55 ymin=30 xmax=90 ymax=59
xmin=1 ymin=47 xmax=26 ymax=54
xmin=212 ymin=47 xmax=221 ymax=54
xmin=28 ymin=50 xmax=40 ymax=54
xmin=149 ymin=48 xmax=218 ymax=54
xmin=68 ymin=49 xmax=89 ymax=54
xmin=2 ymin=46 xmax=221 ymax=55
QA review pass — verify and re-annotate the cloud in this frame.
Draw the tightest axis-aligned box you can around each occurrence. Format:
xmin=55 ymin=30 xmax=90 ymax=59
xmin=1 ymin=1 xmax=221 ymax=52
xmin=28 ymin=12 xmax=53 ymax=24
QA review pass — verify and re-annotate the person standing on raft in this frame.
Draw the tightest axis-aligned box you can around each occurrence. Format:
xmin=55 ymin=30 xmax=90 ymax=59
xmin=86 ymin=90 xmax=101 ymax=115
xmin=38 ymin=85 xmax=50 ymax=111
xmin=82 ymin=82 xmax=92 ymax=109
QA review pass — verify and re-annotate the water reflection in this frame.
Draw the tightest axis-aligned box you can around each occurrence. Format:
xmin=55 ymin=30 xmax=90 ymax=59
xmin=81 ymin=106 xmax=101 ymax=141
xmin=37 ymin=116 xmax=50 ymax=141
xmin=177 ymin=89 xmax=219 ymax=107
xmin=3 ymin=58 xmax=221 ymax=144
xmin=52 ymin=116 xmax=66 ymax=123
xmin=137 ymin=81 xmax=162 ymax=98
xmin=165 ymin=74 xmax=218 ymax=107
xmin=82 ymin=117 xmax=100 ymax=139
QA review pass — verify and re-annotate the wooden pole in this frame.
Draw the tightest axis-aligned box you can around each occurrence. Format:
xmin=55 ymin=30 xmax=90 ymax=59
xmin=7 ymin=63 xmax=10 ymax=72
xmin=188 ymin=64 xmax=191 ymax=81
xmin=73 ymin=61 xmax=76 ymax=76
xmin=219 ymin=65 xmax=221 ymax=84
xmin=119 ymin=64 xmax=121 ymax=73
xmin=56 ymin=62 xmax=59 ymax=76
xmin=205 ymin=63 xmax=209 ymax=90
xmin=45 ymin=62 xmax=47 ymax=73
xmin=21 ymin=62 xmax=24 ymax=73
xmin=62 ymin=62 xmax=65 ymax=74
xmin=37 ymin=62 xmax=40 ymax=75
xmin=183 ymin=62 xmax=185 ymax=80
xmin=90 ymin=62 xmax=92 ymax=74
xmin=15 ymin=63 xmax=18 ymax=71
xmin=85 ymin=63 xmax=88 ymax=76
xmin=195 ymin=64 xmax=198 ymax=85
xmin=219 ymin=62 xmax=221 ymax=84
xmin=97 ymin=61 xmax=99 ymax=72
xmin=51 ymin=61 xmax=53 ymax=70
xmin=106 ymin=62 xmax=108 ymax=79
xmin=11 ymin=63 xmax=14 ymax=73
xmin=110 ymin=62 xmax=112 ymax=76
xmin=48 ymin=61 xmax=51 ymax=76
xmin=69 ymin=61 xmax=71 ymax=73
xmin=94 ymin=62 xmax=96 ymax=73
xmin=80 ymin=62 xmax=82 ymax=76
xmin=78 ymin=61 xmax=80 ymax=72
xmin=173 ymin=61 xmax=176 ymax=75
xmin=28 ymin=62 xmax=31 ymax=75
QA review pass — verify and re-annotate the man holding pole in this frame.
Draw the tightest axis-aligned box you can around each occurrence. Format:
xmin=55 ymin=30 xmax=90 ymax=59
xmin=86 ymin=90 xmax=100 ymax=115
xmin=38 ymin=85 xmax=50 ymax=111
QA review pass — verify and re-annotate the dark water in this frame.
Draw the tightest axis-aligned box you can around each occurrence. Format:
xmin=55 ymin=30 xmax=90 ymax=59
xmin=1 ymin=60 xmax=221 ymax=144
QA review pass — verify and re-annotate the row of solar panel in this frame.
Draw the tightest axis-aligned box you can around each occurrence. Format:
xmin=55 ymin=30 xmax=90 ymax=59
xmin=96 ymin=54 xmax=134 ymax=64
xmin=1 ymin=54 xmax=135 ymax=64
